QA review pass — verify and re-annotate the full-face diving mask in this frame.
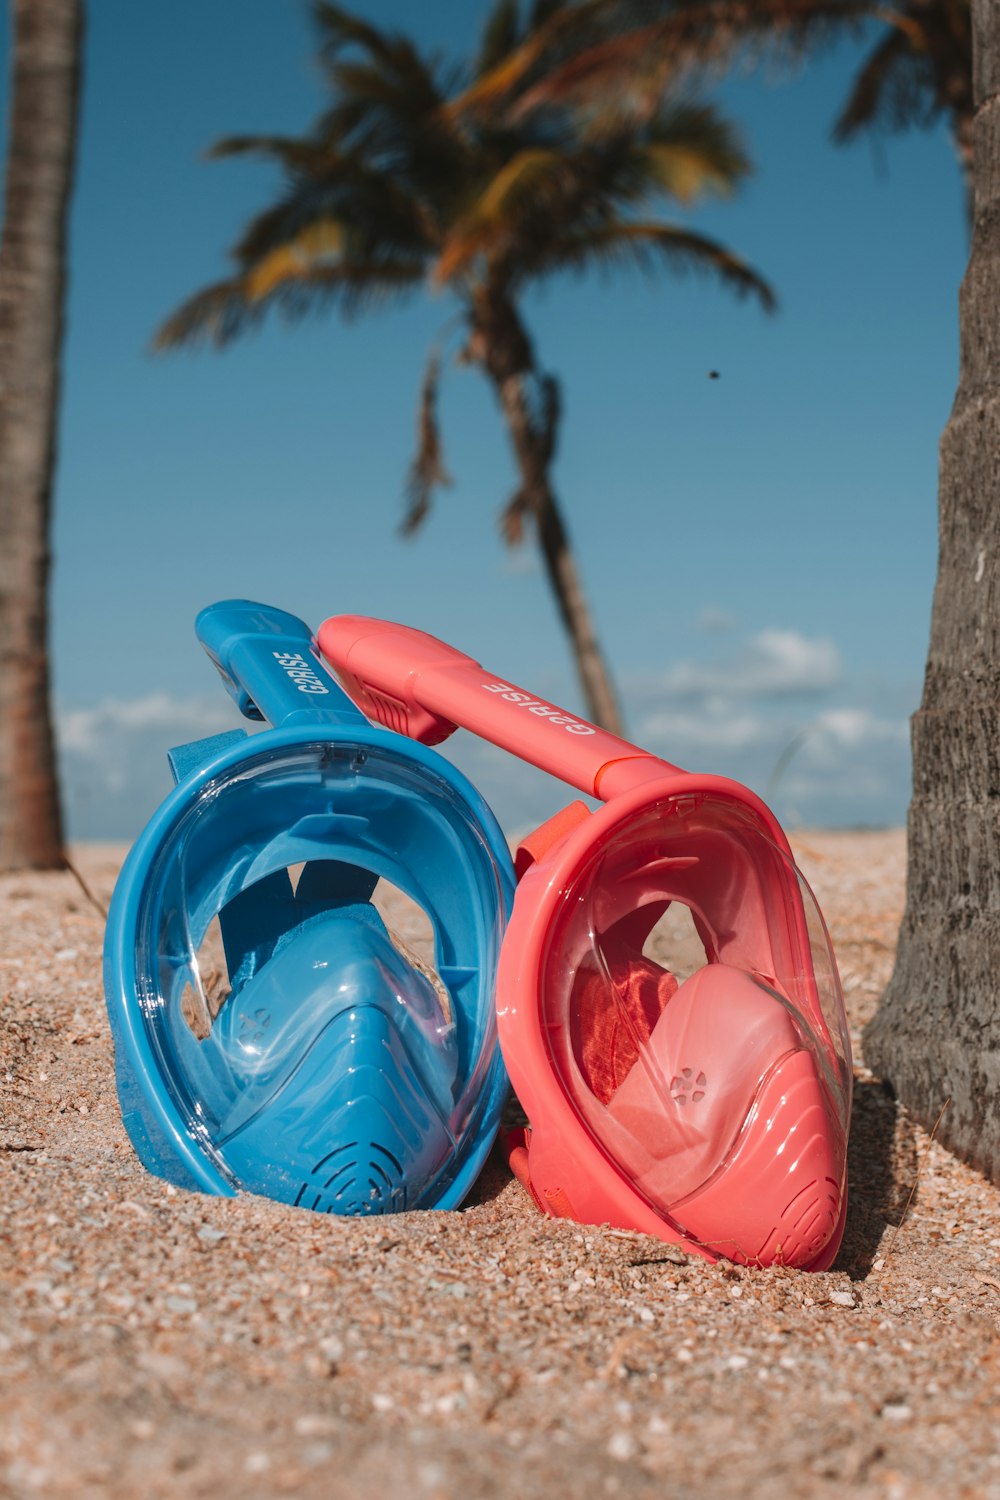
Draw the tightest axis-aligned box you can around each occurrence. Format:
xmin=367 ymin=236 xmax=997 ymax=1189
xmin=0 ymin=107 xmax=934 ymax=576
xmin=317 ymin=616 xmax=853 ymax=1268
xmin=103 ymin=601 xmax=514 ymax=1215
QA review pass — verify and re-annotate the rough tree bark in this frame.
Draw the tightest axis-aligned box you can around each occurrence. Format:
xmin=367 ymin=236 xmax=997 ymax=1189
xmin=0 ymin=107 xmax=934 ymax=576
xmin=468 ymin=288 xmax=624 ymax=735
xmin=0 ymin=0 xmax=81 ymax=869
xmin=864 ymin=0 xmax=1000 ymax=1179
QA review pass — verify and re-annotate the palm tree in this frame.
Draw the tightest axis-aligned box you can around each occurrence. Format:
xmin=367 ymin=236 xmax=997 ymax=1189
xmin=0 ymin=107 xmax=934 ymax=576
xmin=459 ymin=1 xmax=974 ymax=212
xmin=0 ymin=0 xmax=83 ymax=870
xmin=156 ymin=0 xmax=774 ymax=734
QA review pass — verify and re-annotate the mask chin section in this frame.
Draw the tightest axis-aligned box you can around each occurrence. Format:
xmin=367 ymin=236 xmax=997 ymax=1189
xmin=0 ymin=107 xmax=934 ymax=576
xmin=597 ymin=962 xmax=845 ymax=1266
xmin=665 ymin=1037 xmax=848 ymax=1269
xmin=218 ymin=1001 xmax=457 ymax=1215
xmin=177 ymin=867 xmax=460 ymax=1213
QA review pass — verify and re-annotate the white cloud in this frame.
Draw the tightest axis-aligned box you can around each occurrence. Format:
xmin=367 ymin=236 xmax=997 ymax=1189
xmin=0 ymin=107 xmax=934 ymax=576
xmin=627 ymin=626 xmax=912 ymax=827
xmin=59 ymin=692 xmax=234 ymax=754
xmin=638 ymin=707 xmax=768 ymax=753
xmin=812 ymin=707 xmax=909 ymax=749
xmin=659 ymin=628 xmax=841 ymax=699
xmin=57 ymin=693 xmax=246 ymax=840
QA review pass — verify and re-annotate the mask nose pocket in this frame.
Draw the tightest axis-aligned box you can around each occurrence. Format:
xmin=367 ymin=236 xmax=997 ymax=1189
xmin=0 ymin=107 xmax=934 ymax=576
xmin=189 ymin=896 xmax=459 ymax=1213
xmin=595 ymin=964 xmax=846 ymax=1265
xmin=602 ymin=964 xmax=801 ymax=1204
xmin=287 ymin=1003 xmax=447 ymax=1217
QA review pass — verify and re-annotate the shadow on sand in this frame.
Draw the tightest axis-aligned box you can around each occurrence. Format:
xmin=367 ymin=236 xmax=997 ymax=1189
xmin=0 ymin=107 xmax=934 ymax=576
xmin=834 ymin=1077 xmax=919 ymax=1279
xmin=462 ymin=1076 xmax=922 ymax=1282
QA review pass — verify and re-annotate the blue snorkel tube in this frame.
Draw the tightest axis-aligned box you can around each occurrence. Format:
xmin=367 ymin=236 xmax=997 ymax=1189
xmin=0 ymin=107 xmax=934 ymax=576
xmin=103 ymin=601 xmax=514 ymax=1214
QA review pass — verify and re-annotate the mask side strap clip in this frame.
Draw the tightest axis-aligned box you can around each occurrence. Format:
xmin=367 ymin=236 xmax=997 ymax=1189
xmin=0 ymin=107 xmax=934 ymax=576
xmin=514 ymin=800 xmax=592 ymax=880
xmin=167 ymin=729 xmax=249 ymax=786
xmin=506 ymin=1127 xmax=577 ymax=1220
xmin=505 ymin=1126 xmax=542 ymax=1209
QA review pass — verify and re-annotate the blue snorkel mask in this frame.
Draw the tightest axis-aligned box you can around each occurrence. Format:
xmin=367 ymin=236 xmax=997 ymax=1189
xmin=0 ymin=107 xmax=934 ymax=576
xmin=103 ymin=601 xmax=515 ymax=1214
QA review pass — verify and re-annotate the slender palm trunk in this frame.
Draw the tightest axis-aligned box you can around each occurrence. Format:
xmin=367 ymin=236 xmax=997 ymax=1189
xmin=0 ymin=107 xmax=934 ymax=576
xmin=469 ymin=289 xmax=623 ymax=735
xmin=864 ymin=0 xmax=1000 ymax=1179
xmin=0 ymin=0 xmax=81 ymax=869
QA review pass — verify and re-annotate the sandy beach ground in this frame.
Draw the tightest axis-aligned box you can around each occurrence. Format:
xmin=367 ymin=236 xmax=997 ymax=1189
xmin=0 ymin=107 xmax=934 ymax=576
xmin=2 ymin=831 xmax=1000 ymax=1499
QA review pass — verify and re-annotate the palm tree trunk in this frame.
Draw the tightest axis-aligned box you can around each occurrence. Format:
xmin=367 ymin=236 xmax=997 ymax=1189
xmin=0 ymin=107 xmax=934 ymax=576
xmin=469 ymin=290 xmax=623 ymax=735
xmin=954 ymin=106 xmax=975 ymax=229
xmin=0 ymin=0 xmax=81 ymax=869
xmin=864 ymin=0 xmax=1000 ymax=1179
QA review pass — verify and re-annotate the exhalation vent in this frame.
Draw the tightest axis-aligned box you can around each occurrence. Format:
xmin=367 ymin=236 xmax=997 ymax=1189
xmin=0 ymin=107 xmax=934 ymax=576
xmin=295 ymin=1141 xmax=408 ymax=1216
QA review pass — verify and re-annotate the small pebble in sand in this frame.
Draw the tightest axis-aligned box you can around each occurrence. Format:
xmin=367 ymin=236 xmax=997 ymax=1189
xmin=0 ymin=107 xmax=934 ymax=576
xmin=829 ymin=1290 xmax=857 ymax=1307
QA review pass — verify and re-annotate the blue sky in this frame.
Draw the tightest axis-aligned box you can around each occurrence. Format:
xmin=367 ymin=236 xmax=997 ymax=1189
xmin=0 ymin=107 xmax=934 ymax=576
xmin=1 ymin=1 xmax=968 ymax=839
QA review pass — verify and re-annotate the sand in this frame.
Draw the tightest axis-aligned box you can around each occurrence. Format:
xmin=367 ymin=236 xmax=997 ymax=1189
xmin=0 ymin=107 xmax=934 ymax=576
xmin=2 ymin=831 xmax=1000 ymax=1499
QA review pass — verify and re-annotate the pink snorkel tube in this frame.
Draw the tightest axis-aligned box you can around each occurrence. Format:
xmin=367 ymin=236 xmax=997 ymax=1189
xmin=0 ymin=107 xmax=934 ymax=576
xmin=318 ymin=617 xmax=853 ymax=1270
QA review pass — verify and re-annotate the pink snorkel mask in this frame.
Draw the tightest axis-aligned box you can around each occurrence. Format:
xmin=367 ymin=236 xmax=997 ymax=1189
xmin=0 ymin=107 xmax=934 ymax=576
xmin=317 ymin=617 xmax=853 ymax=1270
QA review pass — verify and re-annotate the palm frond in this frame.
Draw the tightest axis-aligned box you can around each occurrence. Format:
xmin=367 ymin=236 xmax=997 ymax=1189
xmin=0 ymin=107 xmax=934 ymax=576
xmin=527 ymin=219 xmax=776 ymax=308
xmin=512 ymin=23 xmax=681 ymax=122
xmin=229 ymin=168 xmax=432 ymax=267
xmin=500 ymin=484 xmax=532 ymax=544
xmin=834 ymin=25 xmax=931 ymax=138
xmin=282 ymin=262 xmax=425 ymax=321
xmin=314 ymin=47 xmax=458 ymax=206
xmin=528 ymin=0 xmax=572 ymax=33
xmin=434 ymin=147 xmax=572 ymax=282
xmin=153 ymin=277 xmax=270 ymax=350
xmin=640 ymin=141 xmax=735 ymax=201
xmin=448 ymin=0 xmax=617 ymax=116
xmin=402 ymin=350 xmax=452 ymax=534
xmin=499 ymin=373 xmax=558 ymax=541
xmin=317 ymin=15 xmax=444 ymax=124
xmin=493 ymin=0 xmax=970 ymax=179
xmin=834 ymin=5 xmax=971 ymax=143
xmin=310 ymin=0 xmax=456 ymax=196
xmin=639 ymin=102 xmax=752 ymax=197
xmin=243 ymin=219 xmax=346 ymax=300
xmin=313 ymin=2 xmax=412 ymax=67
xmin=438 ymin=94 xmax=756 ymax=285
xmin=205 ymin=134 xmax=335 ymax=173
xmin=449 ymin=34 xmax=550 ymax=116
xmin=476 ymin=0 xmax=523 ymax=79
xmin=154 ymin=261 xmax=423 ymax=350
xmin=505 ymin=0 xmax=873 ymax=120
